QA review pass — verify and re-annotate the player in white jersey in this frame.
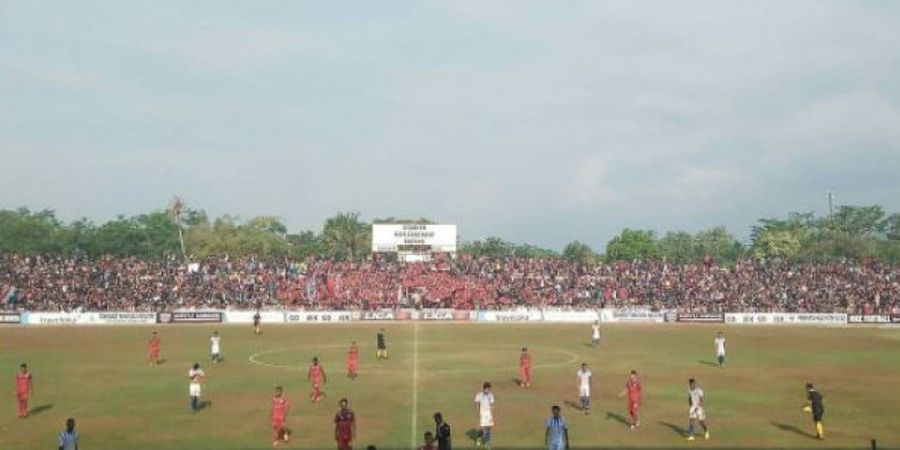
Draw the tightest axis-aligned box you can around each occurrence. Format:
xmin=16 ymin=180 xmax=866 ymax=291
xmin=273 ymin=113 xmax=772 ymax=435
xmin=591 ymin=320 xmax=601 ymax=346
xmin=189 ymin=363 xmax=205 ymax=412
xmin=714 ymin=332 xmax=726 ymax=368
xmin=474 ymin=382 xmax=495 ymax=448
xmin=577 ymin=362 xmax=593 ymax=415
xmin=685 ymin=378 xmax=709 ymax=441
xmin=210 ymin=331 xmax=222 ymax=363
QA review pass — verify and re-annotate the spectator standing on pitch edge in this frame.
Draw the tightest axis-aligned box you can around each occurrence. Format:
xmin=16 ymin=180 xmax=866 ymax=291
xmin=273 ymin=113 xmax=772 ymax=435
xmin=58 ymin=417 xmax=79 ymax=450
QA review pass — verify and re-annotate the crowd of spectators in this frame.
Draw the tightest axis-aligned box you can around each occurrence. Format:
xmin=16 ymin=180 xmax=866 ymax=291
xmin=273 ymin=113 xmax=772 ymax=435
xmin=1 ymin=254 xmax=898 ymax=314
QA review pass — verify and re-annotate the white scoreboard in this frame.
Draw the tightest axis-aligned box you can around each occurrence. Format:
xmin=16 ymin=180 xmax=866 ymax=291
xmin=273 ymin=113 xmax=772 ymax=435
xmin=371 ymin=224 xmax=457 ymax=261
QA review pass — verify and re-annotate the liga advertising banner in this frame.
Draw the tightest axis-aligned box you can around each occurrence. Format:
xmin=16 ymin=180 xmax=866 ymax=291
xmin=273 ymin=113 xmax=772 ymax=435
xmin=159 ymin=311 xmax=224 ymax=323
xmin=359 ymin=310 xmax=396 ymax=321
xmin=0 ymin=311 xmax=21 ymax=324
xmin=418 ymin=309 xmax=472 ymax=321
xmin=283 ymin=311 xmax=353 ymax=323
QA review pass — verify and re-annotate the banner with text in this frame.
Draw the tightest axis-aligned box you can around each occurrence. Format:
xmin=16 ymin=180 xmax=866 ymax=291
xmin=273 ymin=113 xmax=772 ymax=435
xmin=676 ymin=313 xmax=725 ymax=323
xmin=847 ymin=314 xmax=893 ymax=324
xmin=94 ymin=312 xmax=157 ymax=324
xmin=0 ymin=311 xmax=21 ymax=324
xmin=283 ymin=311 xmax=353 ymax=323
xmin=725 ymin=313 xmax=847 ymax=325
xmin=477 ymin=310 xmax=543 ymax=322
xmin=609 ymin=309 xmax=666 ymax=323
xmin=417 ymin=309 xmax=473 ymax=321
xmin=359 ymin=310 xmax=399 ymax=321
xmin=158 ymin=311 xmax=224 ymax=323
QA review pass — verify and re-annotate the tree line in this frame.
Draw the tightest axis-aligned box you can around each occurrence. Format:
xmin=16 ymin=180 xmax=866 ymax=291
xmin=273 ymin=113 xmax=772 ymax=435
xmin=1 ymin=204 xmax=898 ymax=264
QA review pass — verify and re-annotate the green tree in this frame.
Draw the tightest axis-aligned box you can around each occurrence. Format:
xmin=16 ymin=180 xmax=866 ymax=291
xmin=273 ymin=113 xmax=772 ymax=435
xmin=752 ymin=229 xmax=802 ymax=259
xmin=606 ymin=229 xmax=660 ymax=261
xmin=562 ymin=240 xmax=596 ymax=263
xmin=286 ymin=231 xmax=324 ymax=259
xmin=887 ymin=214 xmax=900 ymax=241
xmin=512 ymin=243 xmax=559 ymax=259
xmin=459 ymin=237 xmax=514 ymax=259
xmin=695 ymin=226 xmax=744 ymax=263
xmin=0 ymin=208 xmax=65 ymax=254
xmin=322 ymin=212 xmax=370 ymax=260
xmin=826 ymin=205 xmax=887 ymax=237
xmin=658 ymin=231 xmax=697 ymax=263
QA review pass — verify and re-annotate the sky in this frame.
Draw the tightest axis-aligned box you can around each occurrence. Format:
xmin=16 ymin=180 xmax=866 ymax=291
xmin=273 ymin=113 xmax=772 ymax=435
xmin=2 ymin=1 xmax=899 ymax=250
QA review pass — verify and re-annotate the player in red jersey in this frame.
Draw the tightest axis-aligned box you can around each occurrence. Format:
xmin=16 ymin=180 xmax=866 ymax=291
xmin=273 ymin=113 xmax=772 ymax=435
xmin=15 ymin=363 xmax=33 ymax=418
xmin=148 ymin=332 xmax=161 ymax=366
xmin=334 ymin=397 xmax=356 ymax=450
xmin=308 ymin=357 xmax=327 ymax=403
xmin=271 ymin=386 xmax=291 ymax=447
xmin=619 ymin=370 xmax=642 ymax=429
xmin=519 ymin=347 xmax=532 ymax=387
xmin=347 ymin=342 xmax=359 ymax=380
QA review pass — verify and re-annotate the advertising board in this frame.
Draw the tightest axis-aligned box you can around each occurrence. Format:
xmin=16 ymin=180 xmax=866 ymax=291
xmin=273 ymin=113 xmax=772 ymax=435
xmin=676 ymin=313 xmax=725 ymax=323
xmin=0 ymin=311 xmax=21 ymax=324
xmin=159 ymin=311 xmax=224 ymax=323
xmin=283 ymin=311 xmax=353 ymax=323
xmin=725 ymin=313 xmax=847 ymax=325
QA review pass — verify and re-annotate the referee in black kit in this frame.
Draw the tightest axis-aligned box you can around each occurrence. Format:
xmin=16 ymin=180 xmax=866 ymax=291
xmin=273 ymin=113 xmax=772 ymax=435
xmin=434 ymin=412 xmax=452 ymax=450
xmin=376 ymin=328 xmax=388 ymax=360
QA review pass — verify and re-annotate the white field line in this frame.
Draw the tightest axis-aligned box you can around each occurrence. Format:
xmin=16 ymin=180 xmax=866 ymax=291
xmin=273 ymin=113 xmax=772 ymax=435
xmin=411 ymin=322 xmax=419 ymax=449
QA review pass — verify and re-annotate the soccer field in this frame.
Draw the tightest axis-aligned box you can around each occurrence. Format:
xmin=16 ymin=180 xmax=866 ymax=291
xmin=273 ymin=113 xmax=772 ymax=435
xmin=2 ymin=323 xmax=899 ymax=450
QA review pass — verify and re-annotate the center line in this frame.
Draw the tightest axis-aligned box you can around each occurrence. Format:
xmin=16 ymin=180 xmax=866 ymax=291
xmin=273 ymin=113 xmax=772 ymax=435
xmin=411 ymin=321 xmax=419 ymax=449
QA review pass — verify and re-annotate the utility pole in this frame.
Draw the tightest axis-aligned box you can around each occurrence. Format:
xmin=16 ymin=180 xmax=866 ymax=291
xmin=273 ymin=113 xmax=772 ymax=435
xmin=827 ymin=190 xmax=835 ymax=221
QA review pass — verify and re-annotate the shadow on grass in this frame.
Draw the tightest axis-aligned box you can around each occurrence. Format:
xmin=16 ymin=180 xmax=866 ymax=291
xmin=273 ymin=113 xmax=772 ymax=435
xmin=156 ymin=359 xmax=167 ymax=365
xmin=511 ymin=378 xmax=522 ymax=386
xmin=698 ymin=360 xmax=719 ymax=367
xmin=29 ymin=404 xmax=53 ymax=416
xmin=199 ymin=400 xmax=213 ymax=410
xmin=659 ymin=421 xmax=686 ymax=437
xmin=563 ymin=400 xmax=583 ymax=412
xmin=770 ymin=421 xmax=817 ymax=439
xmin=605 ymin=411 xmax=630 ymax=427
xmin=582 ymin=343 xmax=598 ymax=348
xmin=465 ymin=428 xmax=481 ymax=443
